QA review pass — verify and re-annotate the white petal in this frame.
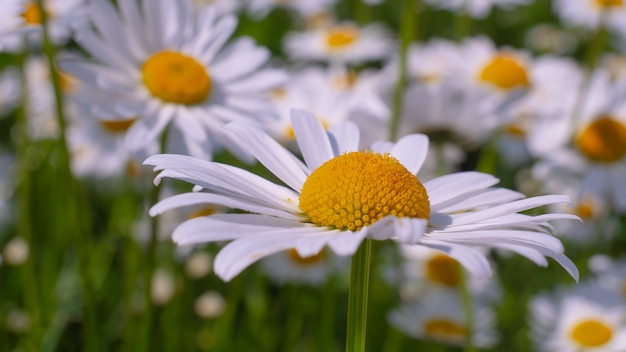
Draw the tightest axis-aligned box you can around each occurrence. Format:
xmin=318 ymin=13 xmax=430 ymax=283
xmin=433 ymin=188 xmax=524 ymax=213
xmin=390 ymin=134 xmax=429 ymax=175
xmin=425 ymin=172 xmax=500 ymax=207
xmin=328 ymin=121 xmax=360 ymax=155
xmin=419 ymin=239 xmax=493 ymax=278
xmin=291 ymin=109 xmax=334 ymax=170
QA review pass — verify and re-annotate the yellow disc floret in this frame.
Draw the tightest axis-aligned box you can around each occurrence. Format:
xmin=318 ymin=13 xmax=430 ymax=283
xmin=142 ymin=51 xmax=211 ymax=105
xmin=325 ymin=26 xmax=358 ymax=49
xmin=426 ymin=254 xmax=461 ymax=288
xmin=570 ymin=319 xmax=613 ymax=347
xmin=595 ymin=0 xmax=623 ymax=7
xmin=21 ymin=4 xmax=47 ymax=24
xmin=424 ymin=319 xmax=467 ymax=341
xmin=287 ymin=248 xmax=326 ymax=266
xmin=479 ymin=53 xmax=530 ymax=90
xmin=299 ymin=151 xmax=430 ymax=232
xmin=576 ymin=116 xmax=626 ymax=163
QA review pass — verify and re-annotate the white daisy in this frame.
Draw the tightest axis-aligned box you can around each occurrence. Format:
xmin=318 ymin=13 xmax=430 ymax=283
xmin=532 ymin=69 xmax=626 ymax=212
xmin=145 ymin=109 xmax=579 ymax=281
xmin=247 ymin=0 xmax=336 ymax=20
xmin=284 ymin=21 xmax=394 ymax=64
xmin=553 ymin=0 xmax=626 ymax=34
xmin=265 ymin=65 xmax=388 ymax=148
xmin=0 ymin=68 xmax=20 ymax=117
xmin=423 ymin=0 xmax=531 ymax=19
xmin=396 ymin=246 xmax=501 ymax=303
xmin=529 ymin=282 xmax=626 ymax=352
xmin=389 ymin=291 xmax=499 ymax=347
xmin=62 ymin=0 xmax=286 ymax=160
xmin=0 ymin=0 xmax=26 ymax=51
xmin=588 ymin=255 xmax=626 ymax=299
xmin=0 ymin=0 xmax=86 ymax=51
xmin=260 ymin=247 xmax=349 ymax=286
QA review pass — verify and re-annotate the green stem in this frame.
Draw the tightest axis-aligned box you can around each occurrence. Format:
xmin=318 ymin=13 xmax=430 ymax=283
xmin=389 ymin=0 xmax=417 ymax=141
xmin=459 ymin=270 xmax=477 ymax=352
xmin=318 ymin=276 xmax=337 ymax=351
xmin=345 ymin=239 xmax=372 ymax=352
xmin=139 ymin=129 xmax=169 ymax=352
xmin=36 ymin=1 xmax=99 ymax=350
xmin=454 ymin=1 xmax=472 ymax=41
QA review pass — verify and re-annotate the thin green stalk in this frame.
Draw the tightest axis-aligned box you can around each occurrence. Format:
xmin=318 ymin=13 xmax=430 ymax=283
xmin=15 ymin=43 xmax=42 ymax=348
xmin=454 ymin=1 xmax=472 ymax=41
xmin=389 ymin=0 xmax=417 ymax=141
xmin=36 ymin=1 xmax=99 ymax=350
xmin=345 ymin=239 xmax=372 ymax=352
xmin=459 ymin=270 xmax=477 ymax=352
xmin=138 ymin=129 xmax=169 ymax=352
xmin=353 ymin=0 xmax=370 ymax=25
xmin=318 ymin=277 xmax=337 ymax=351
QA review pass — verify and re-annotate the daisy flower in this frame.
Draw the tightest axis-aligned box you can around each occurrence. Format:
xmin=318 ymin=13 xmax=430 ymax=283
xmin=0 ymin=0 xmax=26 ymax=51
xmin=529 ymin=282 xmax=626 ymax=352
xmin=284 ymin=21 xmax=394 ymax=64
xmin=265 ymin=65 xmax=388 ymax=147
xmin=553 ymin=0 xmax=626 ymax=33
xmin=389 ymin=291 xmax=499 ymax=347
xmin=62 ymin=0 xmax=286 ymax=160
xmin=145 ymin=109 xmax=579 ymax=281
xmin=247 ymin=0 xmax=336 ymax=20
xmin=260 ymin=247 xmax=349 ymax=286
xmin=0 ymin=68 xmax=20 ymax=117
xmin=532 ymin=69 xmax=626 ymax=212
xmin=0 ymin=0 xmax=86 ymax=51
xmin=423 ymin=0 xmax=531 ymax=19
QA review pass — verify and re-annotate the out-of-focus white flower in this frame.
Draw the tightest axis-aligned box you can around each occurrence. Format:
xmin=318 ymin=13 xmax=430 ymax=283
xmin=423 ymin=0 xmax=531 ymax=19
xmin=284 ymin=21 xmax=394 ymax=64
xmin=185 ymin=251 xmax=213 ymax=279
xmin=260 ymin=248 xmax=349 ymax=286
xmin=529 ymin=282 xmax=626 ymax=352
xmin=525 ymin=24 xmax=578 ymax=55
xmin=532 ymin=69 xmax=626 ymax=213
xmin=151 ymin=268 xmax=176 ymax=305
xmin=146 ymin=110 xmax=579 ymax=282
xmin=553 ymin=0 xmax=626 ymax=34
xmin=2 ymin=237 xmax=29 ymax=265
xmin=247 ymin=0 xmax=336 ymax=20
xmin=265 ymin=65 xmax=389 ymax=148
xmin=5 ymin=309 xmax=31 ymax=333
xmin=389 ymin=291 xmax=499 ymax=347
xmin=0 ymin=153 xmax=14 ymax=225
xmin=0 ymin=68 xmax=20 ymax=117
xmin=62 ymin=0 xmax=286 ymax=160
xmin=195 ymin=291 xmax=225 ymax=319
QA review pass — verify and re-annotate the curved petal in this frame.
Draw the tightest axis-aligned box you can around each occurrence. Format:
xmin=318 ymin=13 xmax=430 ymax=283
xmin=291 ymin=109 xmax=335 ymax=170
xmin=390 ymin=134 xmax=429 ymax=175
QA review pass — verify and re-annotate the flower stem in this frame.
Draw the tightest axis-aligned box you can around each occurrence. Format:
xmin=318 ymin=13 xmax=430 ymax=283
xmin=460 ymin=269 xmax=477 ymax=352
xmin=345 ymin=239 xmax=372 ymax=352
xmin=36 ymin=1 xmax=99 ymax=350
xmin=389 ymin=0 xmax=417 ymax=141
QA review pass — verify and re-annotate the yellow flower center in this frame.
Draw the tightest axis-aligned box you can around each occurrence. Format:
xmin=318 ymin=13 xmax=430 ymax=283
xmin=287 ymin=248 xmax=326 ymax=266
xmin=142 ymin=51 xmax=211 ymax=105
xmin=595 ymin=0 xmax=623 ymax=7
xmin=99 ymin=119 xmax=136 ymax=133
xmin=325 ymin=26 xmax=358 ymax=49
xmin=21 ymin=3 xmax=48 ymax=24
xmin=503 ymin=124 xmax=526 ymax=138
xmin=188 ymin=206 xmax=219 ymax=219
xmin=573 ymin=203 xmax=595 ymax=220
xmin=299 ymin=152 xmax=430 ymax=232
xmin=479 ymin=54 xmax=530 ymax=90
xmin=424 ymin=319 xmax=467 ymax=340
xmin=576 ymin=116 xmax=626 ymax=163
xmin=425 ymin=254 xmax=461 ymax=288
xmin=570 ymin=319 xmax=613 ymax=347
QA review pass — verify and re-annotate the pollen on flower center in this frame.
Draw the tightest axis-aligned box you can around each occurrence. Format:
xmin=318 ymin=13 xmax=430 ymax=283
xmin=595 ymin=0 xmax=623 ymax=8
xmin=479 ymin=53 xmax=530 ymax=90
xmin=287 ymin=248 xmax=325 ymax=266
xmin=325 ymin=26 xmax=358 ymax=49
xmin=576 ymin=116 xmax=626 ymax=163
xmin=142 ymin=51 xmax=211 ymax=105
xmin=99 ymin=119 xmax=136 ymax=133
xmin=570 ymin=319 xmax=613 ymax=347
xmin=424 ymin=319 xmax=467 ymax=340
xmin=21 ymin=3 xmax=49 ymax=24
xmin=299 ymin=151 xmax=430 ymax=232
xmin=426 ymin=254 xmax=461 ymax=288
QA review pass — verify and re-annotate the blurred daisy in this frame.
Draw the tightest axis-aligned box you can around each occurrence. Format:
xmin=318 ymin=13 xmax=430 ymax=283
xmin=423 ymin=0 xmax=531 ymax=19
xmin=247 ymin=0 xmax=336 ymax=20
xmin=588 ymin=255 xmax=626 ymax=299
xmin=553 ymin=0 xmax=626 ymax=33
xmin=62 ymin=0 xmax=285 ymax=159
xmin=0 ymin=0 xmax=27 ymax=51
xmin=525 ymin=24 xmax=578 ymax=55
xmin=532 ymin=70 xmax=626 ymax=212
xmin=0 ymin=153 xmax=14 ymax=225
xmin=266 ymin=65 xmax=388 ymax=147
xmin=284 ymin=21 xmax=393 ymax=64
xmin=260 ymin=247 xmax=348 ymax=286
xmin=1 ymin=0 xmax=86 ymax=51
xmin=0 ymin=68 xmax=20 ymax=117
xmin=396 ymin=246 xmax=500 ymax=302
xmin=530 ymin=282 xmax=626 ymax=352
xmin=389 ymin=291 xmax=498 ymax=347
xmin=146 ymin=109 xmax=579 ymax=281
